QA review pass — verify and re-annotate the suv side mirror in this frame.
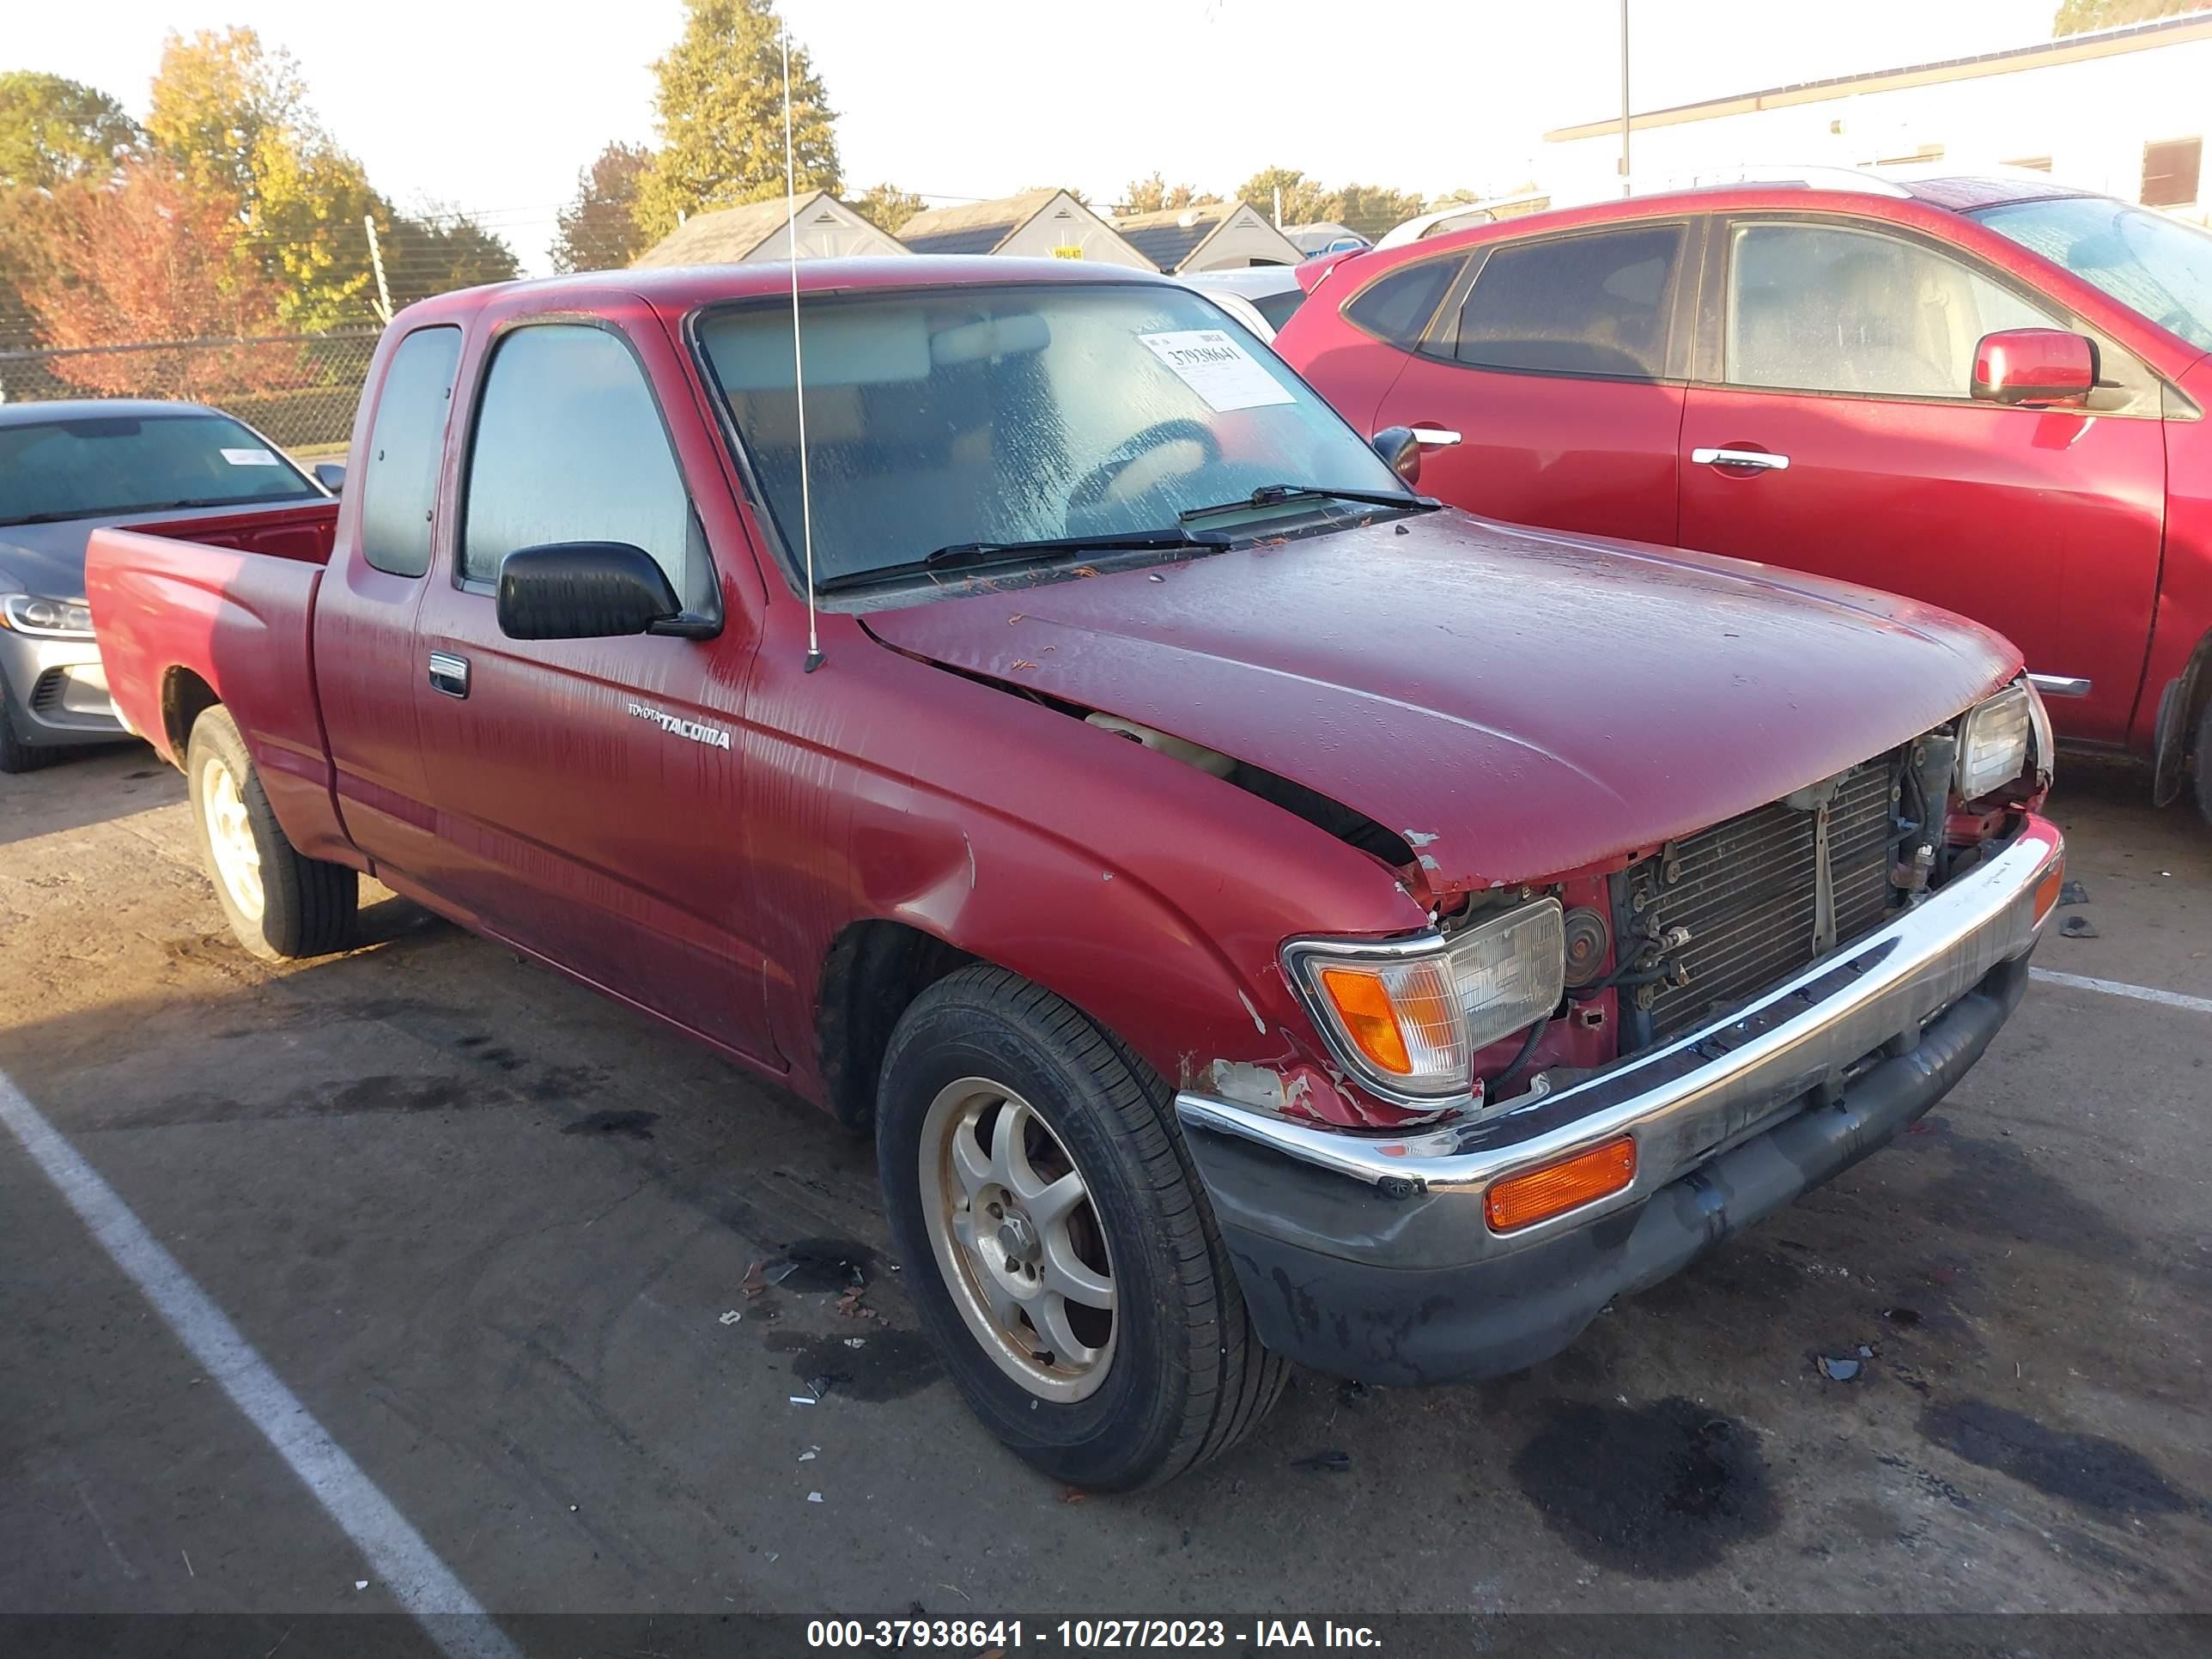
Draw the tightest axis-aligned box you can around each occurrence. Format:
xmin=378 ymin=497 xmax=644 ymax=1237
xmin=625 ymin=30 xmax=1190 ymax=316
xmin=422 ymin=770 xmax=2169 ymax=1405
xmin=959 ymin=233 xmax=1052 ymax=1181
xmin=313 ymin=461 xmax=346 ymax=495
xmin=1371 ymin=426 xmax=1425 ymax=486
xmin=1972 ymin=328 xmax=2095 ymax=407
xmin=497 ymin=542 xmax=681 ymax=641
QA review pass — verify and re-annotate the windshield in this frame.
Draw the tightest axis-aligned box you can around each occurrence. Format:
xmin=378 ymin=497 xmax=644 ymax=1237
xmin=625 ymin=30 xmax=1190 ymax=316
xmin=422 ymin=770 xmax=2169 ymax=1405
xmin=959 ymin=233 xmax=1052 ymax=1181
xmin=0 ymin=411 xmax=320 ymax=527
xmin=696 ymin=283 xmax=1411 ymax=586
xmin=1972 ymin=195 xmax=2212 ymax=351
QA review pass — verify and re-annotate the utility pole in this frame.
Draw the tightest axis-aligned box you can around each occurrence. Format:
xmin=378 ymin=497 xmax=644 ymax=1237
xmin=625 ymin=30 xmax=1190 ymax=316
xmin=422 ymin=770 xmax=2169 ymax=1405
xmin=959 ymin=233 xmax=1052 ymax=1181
xmin=363 ymin=216 xmax=393 ymax=324
xmin=1619 ymin=0 xmax=1632 ymax=197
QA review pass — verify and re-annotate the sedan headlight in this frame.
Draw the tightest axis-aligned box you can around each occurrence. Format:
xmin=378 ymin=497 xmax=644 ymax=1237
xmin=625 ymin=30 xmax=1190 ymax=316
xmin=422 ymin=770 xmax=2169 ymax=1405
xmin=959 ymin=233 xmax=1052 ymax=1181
xmin=1955 ymin=683 xmax=2033 ymax=801
xmin=1285 ymin=899 xmax=1567 ymax=1101
xmin=0 ymin=593 xmax=95 ymax=640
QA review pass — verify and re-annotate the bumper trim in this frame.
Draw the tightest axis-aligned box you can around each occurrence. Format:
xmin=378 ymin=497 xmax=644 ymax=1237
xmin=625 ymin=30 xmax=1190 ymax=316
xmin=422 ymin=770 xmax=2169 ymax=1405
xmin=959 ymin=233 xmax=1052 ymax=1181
xmin=1178 ymin=815 xmax=2061 ymax=1260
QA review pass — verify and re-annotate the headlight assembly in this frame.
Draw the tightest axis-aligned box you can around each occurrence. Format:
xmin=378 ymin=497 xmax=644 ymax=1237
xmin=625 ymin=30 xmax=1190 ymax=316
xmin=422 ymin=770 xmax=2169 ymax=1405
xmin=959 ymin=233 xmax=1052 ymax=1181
xmin=1955 ymin=684 xmax=2033 ymax=802
xmin=0 ymin=593 xmax=94 ymax=640
xmin=1285 ymin=898 xmax=1566 ymax=1103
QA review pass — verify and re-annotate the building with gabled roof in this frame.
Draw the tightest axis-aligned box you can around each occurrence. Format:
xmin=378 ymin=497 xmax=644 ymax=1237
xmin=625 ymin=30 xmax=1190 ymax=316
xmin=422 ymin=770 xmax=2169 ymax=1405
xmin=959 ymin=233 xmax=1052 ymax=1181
xmin=896 ymin=189 xmax=1152 ymax=267
xmin=1113 ymin=201 xmax=1303 ymax=271
xmin=634 ymin=191 xmax=909 ymax=268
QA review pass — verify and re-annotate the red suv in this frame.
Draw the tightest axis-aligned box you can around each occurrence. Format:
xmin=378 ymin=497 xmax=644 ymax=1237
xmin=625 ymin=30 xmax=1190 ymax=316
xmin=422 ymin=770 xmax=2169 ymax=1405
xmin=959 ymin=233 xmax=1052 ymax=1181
xmin=1275 ymin=171 xmax=2212 ymax=820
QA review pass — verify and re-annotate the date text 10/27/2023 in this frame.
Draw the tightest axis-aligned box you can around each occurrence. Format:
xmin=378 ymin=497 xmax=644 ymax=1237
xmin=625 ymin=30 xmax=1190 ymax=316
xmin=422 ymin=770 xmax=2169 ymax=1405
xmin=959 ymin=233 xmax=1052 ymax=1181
xmin=806 ymin=1620 xmax=1384 ymax=1650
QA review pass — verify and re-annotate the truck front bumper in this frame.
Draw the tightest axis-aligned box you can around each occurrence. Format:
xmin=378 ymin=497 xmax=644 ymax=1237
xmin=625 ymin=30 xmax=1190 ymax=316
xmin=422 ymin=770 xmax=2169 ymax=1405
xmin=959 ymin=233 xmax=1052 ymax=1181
xmin=1175 ymin=815 xmax=2063 ymax=1386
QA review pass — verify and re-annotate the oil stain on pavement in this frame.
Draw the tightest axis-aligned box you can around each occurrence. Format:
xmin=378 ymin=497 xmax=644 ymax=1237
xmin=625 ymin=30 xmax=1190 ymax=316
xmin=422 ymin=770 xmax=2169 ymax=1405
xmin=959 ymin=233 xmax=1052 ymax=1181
xmin=1510 ymin=1397 xmax=1780 ymax=1578
xmin=1919 ymin=1400 xmax=2192 ymax=1516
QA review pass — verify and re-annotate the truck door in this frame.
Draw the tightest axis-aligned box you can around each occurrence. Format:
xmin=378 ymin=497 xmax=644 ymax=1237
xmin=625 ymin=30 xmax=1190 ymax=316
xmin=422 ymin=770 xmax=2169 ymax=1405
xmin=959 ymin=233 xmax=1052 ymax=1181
xmin=409 ymin=301 xmax=778 ymax=1067
xmin=313 ymin=322 xmax=459 ymax=878
xmin=1678 ymin=216 xmax=2166 ymax=744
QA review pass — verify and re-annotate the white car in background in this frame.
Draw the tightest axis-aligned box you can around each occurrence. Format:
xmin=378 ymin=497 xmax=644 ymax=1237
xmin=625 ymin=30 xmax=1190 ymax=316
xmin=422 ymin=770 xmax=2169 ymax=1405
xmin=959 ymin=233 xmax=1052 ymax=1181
xmin=1172 ymin=266 xmax=1310 ymax=342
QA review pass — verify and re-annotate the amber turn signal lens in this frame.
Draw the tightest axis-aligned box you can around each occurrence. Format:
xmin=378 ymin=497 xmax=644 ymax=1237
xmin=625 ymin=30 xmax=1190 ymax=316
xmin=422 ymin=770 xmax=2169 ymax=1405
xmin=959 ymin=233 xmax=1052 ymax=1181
xmin=1316 ymin=966 xmax=1413 ymax=1075
xmin=1484 ymin=1137 xmax=1638 ymax=1233
xmin=2033 ymin=856 xmax=2065 ymax=927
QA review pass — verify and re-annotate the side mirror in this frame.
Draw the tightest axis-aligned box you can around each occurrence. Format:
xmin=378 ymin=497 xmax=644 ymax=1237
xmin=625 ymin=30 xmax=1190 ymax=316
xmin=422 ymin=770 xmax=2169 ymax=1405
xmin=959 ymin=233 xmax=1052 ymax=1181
xmin=1972 ymin=328 xmax=2095 ymax=407
xmin=313 ymin=461 xmax=346 ymax=495
xmin=496 ymin=542 xmax=681 ymax=641
xmin=1371 ymin=426 xmax=1425 ymax=486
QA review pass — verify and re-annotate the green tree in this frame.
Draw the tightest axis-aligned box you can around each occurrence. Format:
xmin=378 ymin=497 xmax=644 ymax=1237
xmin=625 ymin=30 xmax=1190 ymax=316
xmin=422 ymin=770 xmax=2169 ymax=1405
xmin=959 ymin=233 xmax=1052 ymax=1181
xmin=1334 ymin=182 xmax=1428 ymax=238
xmin=551 ymin=141 xmax=653 ymax=272
xmin=143 ymin=27 xmax=309 ymax=211
xmin=1120 ymin=171 xmax=1219 ymax=215
xmin=380 ymin=204 xmax=522 ymax=308
xmin=633 ymin=0 xmax=840 ymax=246
xmin=143 ymin=27 xmax=383 ymax=329
xmin=0 ymin=71 xmax=141 ymax=189
xmin=1237 ymin=166 xmax=1334 ymax=225
xmin=2053 ymin=0 xmax=2191 ymax=33
xmin=848 ymin=180 xmax=926 ymax=235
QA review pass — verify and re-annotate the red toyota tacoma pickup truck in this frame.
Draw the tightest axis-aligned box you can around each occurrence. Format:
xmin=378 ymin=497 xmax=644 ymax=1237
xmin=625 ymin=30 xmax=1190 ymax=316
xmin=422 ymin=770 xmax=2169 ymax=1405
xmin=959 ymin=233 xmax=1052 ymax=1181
xmin=88 ymin=258 xmax=2064 ymax=1490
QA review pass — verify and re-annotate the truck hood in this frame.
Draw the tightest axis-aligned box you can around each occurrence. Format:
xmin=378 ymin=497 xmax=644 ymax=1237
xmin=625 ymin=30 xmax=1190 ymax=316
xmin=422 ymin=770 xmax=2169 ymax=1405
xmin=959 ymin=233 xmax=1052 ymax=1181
xmin=863 ymin=510 xmax=2021 ymax=891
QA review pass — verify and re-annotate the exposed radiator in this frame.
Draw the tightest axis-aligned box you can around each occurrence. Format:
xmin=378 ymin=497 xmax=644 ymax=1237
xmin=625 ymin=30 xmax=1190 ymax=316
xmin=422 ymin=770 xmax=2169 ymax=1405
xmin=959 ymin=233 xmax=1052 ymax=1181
xmin=1627 ymin=753 xmax=1901 ymax=1043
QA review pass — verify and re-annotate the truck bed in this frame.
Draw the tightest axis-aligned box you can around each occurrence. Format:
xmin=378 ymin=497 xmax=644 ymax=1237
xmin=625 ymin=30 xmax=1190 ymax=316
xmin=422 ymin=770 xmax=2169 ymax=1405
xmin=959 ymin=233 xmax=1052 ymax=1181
xmin=86 ymin=498 xmax=352 ymax=864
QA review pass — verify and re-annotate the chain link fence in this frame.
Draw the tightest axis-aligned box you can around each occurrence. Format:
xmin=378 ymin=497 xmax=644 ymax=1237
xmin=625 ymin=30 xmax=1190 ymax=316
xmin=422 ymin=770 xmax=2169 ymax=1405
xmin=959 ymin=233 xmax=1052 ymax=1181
xmin=0 ymin=327 xmax=381 ymax=452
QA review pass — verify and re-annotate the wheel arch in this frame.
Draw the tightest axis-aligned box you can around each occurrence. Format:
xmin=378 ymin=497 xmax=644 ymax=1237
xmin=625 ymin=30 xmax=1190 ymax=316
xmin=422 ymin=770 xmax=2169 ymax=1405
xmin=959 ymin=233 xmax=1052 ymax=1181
xmin=161 ymin=666 xmax=222 ymax=769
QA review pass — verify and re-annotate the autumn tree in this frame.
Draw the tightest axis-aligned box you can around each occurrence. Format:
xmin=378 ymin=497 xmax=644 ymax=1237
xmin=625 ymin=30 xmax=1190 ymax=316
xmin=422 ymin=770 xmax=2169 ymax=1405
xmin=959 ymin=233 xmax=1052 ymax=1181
xmin=551 ymin=142 xmax=653 ymax=271
xmin=633 ymin=0 xmax=840 ymax=246
xmin=0 ymin=71 xmax=141 ymax=189
xmin=15 ymin=160 xmax=286 ymax=394
xmin=1120 ymin=172 xmax=1219 ymax=215
xmin=2053 ymin=0 xmax=2191 ymax=32
xmin=847 ymin=181 xmax=926 ymax=235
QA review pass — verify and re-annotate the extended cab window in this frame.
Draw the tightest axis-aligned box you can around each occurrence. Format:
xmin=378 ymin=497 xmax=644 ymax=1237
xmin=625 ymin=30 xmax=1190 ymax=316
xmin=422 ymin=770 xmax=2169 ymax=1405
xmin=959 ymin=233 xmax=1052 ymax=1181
xmin=460 ymin=324 xmax=707 ymax=605
xmin=1726 ymin=222 xmax=2050 ymax=398
xmin=1450 ymin=224 xmax=1682 ymax=379
xmin=359 ymin=325 xmax=461 ymax=577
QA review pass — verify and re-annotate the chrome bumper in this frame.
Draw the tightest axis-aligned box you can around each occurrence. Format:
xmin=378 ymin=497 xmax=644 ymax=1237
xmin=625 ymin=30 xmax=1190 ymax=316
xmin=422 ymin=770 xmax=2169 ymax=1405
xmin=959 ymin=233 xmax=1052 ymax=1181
xmin=1176 ymin=815 xmax=2062 ymax=1261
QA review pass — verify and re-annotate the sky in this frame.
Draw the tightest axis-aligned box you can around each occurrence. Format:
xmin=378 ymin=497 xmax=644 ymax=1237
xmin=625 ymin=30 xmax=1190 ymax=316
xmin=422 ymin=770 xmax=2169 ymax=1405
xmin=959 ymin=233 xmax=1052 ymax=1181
xmin=8 ymin=0 xmax=2059 ymax=273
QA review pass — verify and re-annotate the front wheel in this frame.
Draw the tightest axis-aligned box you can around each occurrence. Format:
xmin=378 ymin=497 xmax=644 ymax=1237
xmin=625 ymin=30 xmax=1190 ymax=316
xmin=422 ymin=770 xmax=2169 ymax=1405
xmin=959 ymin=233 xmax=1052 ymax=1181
xmin=877 ymin=964 xmax=1285 ymax=1490
xmin=185 ymin=706 xmax=358 ymax=961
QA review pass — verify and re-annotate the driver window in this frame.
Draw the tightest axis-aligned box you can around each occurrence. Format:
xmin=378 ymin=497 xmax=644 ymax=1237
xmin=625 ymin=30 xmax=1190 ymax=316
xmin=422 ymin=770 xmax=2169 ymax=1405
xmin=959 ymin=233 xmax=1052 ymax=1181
xmin=1725 ymin=222 xmax=2051 ymax=398
xmin=460 ymin=324 xmax=709 ymax=605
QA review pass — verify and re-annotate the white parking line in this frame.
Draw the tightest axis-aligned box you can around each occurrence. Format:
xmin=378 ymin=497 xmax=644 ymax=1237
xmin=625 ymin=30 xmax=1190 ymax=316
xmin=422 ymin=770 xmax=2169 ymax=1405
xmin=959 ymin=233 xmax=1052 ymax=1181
xmin=0 ymin=1069 xmax=520 ymax=1659
xmin=2031 ymin=968 xmax=2212 ymax=1016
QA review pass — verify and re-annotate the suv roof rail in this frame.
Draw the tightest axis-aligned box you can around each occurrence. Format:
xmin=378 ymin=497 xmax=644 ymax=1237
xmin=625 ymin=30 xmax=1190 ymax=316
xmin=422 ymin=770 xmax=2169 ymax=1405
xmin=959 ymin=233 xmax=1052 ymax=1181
xmin=1633 ymin=164 xmax=1914 ymax=199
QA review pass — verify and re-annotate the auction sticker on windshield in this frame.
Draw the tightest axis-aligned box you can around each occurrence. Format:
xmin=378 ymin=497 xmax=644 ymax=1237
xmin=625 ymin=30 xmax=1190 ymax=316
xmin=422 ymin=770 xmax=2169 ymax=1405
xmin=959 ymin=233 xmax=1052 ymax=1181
xmin=1138 ymin=330 xmax=1294 ymax=412
xmin=221 ymin=447 xmax=280 ymax=466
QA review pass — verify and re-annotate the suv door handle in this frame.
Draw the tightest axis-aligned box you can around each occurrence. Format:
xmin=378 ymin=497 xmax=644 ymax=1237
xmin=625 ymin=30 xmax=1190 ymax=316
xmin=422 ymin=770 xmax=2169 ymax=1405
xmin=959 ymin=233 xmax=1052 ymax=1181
xmin=1692 ymin=447 xmax=1790 ymax=471
xmin=428 ymin=651 xmax=471 ymax=699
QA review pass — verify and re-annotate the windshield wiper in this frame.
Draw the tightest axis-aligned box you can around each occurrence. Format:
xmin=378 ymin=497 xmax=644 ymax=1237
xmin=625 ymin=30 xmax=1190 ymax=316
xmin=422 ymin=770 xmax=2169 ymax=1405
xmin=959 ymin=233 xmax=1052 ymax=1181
xmin=1178 ymin=483 xmax=1441 ymax=523
xmin=817 ymin=528 xmax=1229 ymax=592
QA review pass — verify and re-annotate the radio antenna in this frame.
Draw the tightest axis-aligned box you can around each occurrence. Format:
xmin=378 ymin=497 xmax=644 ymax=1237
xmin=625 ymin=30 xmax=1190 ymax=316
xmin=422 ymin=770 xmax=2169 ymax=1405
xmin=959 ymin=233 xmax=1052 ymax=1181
xmin=783 ymin=22 xmax=823 ymax=673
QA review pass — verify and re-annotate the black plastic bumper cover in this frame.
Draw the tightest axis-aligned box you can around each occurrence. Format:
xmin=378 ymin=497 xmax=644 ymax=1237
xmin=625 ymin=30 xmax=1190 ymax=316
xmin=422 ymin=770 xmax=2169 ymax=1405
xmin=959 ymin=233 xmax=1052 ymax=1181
xmin=1194 ymin=956 xmax=2031 ymax=1386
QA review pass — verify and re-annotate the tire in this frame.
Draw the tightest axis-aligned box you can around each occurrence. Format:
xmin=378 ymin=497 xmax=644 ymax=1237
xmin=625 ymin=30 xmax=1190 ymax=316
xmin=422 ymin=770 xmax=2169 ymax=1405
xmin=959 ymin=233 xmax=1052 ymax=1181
xmin=2195 ymin=697 xmax=2212 ymax=830
xmin=0 ymin=675 xmax=58 ymax=775
xmin=185 ymin=706 xmax=357 ymax=961
xmin=877 ymin=963 xmax=1286 ymax=1490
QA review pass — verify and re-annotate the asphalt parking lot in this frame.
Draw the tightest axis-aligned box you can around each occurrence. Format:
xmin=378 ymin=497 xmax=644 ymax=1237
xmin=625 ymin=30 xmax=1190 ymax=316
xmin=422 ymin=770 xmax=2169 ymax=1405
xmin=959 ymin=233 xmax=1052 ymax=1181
xmin=3 ymin=746 xmax=2209 ymax=1626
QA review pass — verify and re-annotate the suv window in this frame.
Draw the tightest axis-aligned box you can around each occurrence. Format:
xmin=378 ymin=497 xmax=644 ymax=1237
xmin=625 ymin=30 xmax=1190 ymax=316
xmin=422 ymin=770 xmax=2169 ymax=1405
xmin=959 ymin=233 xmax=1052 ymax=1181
xmin=1451 ymin=224 xmax=1682 ymax=378
xmin=1725 ymin=222 xmax=2051 ymax=399
xmin=359 ymin=325 xmax=461 ymax=577
xmin=460 ymin=323 xmax=703 ymax=602
xmin=1342 ymin=257 xmax=1462 ymax=349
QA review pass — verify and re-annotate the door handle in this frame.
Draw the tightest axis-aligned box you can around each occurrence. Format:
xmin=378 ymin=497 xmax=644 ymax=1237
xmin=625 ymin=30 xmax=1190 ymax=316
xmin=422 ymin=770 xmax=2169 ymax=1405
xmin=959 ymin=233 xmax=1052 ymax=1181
xmin=1692 ymin=447 xmax=1790 ymax=471
xmin=428 ymin=651 xmax=471 ymax=699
